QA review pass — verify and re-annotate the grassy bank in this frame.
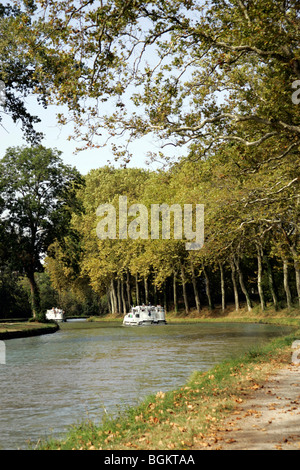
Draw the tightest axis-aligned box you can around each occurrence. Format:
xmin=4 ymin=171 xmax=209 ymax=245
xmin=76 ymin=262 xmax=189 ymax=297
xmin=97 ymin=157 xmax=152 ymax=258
xmin=0 ymin=321 xmax=59 ymax=340
xmin=37 ymin=310 xmax=300 ymax=451
xmin=88 ymin=304 xmax=300 ymax=327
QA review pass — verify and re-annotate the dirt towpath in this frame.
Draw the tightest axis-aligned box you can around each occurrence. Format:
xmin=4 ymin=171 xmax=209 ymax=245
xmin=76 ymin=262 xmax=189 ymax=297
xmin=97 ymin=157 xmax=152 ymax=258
xmin=199 ymin=364 xmax=300 ymax=450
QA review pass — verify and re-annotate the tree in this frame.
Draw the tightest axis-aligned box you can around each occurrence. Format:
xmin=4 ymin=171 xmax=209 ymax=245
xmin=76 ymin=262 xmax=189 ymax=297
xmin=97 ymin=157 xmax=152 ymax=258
xmin=42 ymin=152 xmax=298 ymax=316
xmin=0 ymin=2 xmax=50 ymax=143
xmin=0 ymin=265 xmax=32 ymax=318
xmin=13 ymin=1 xmax=297 ymax=271
xmin=18 ymin=1 xmax=299 ymax=169
xmin=70 ymin=166 xmax=152 ymax=313
xmin=0 ymin=145 xmax=83 ymax=318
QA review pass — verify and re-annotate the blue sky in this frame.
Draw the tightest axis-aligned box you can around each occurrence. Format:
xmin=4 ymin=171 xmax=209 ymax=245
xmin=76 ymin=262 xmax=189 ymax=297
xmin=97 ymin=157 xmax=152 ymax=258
xmin=0 ymin=1 xmax=188 ymax=175
xmin=0 ymin=95 xmax=174 ymax=174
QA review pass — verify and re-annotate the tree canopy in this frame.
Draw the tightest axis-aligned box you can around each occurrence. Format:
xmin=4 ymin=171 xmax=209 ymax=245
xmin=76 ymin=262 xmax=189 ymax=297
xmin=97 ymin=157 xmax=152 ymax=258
xmin=0 ymin=145 xmax=83 ymax=317
xmin=14 ymin=1 xmax=299 ymax=165
xmin=44 ymin=158 xmax=299 ymax=317
xmin=0 ymin=2 xmax=50 ymax=142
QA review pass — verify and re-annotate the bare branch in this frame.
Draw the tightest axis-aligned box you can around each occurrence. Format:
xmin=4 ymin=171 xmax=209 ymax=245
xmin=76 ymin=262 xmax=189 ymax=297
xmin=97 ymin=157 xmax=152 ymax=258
xmin=245 ymin=177 xmax=299 ymax=206
xmin=221 ymin=132 xmax=278 ymax=147
xmin=236 ymin=0 xmax=252 ymax=28
xmin=241 ymin=142 xmax=299 ymax=173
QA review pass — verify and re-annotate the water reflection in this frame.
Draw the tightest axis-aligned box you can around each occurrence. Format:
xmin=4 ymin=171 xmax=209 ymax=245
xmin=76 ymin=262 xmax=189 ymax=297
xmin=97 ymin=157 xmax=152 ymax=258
xmin=0 ymin=321 xmax=292 ymax=449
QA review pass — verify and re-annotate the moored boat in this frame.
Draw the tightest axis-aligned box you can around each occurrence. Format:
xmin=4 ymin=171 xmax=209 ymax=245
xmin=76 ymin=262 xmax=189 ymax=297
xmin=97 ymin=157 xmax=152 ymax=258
xmin=123 ymin=305 xmax=167 ymax=326
xmin=46 ymin=308 xmax=65 ymax=322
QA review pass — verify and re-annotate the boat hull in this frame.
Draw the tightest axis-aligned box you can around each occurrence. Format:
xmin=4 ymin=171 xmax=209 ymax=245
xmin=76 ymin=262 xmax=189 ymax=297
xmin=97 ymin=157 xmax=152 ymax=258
xmin=123 ymin=320 xmax=152 ymax=326
xmin=122 ymin=305 xmax=167 ymax=326
xmin=46 ymin=309 xmax=65 ymax=322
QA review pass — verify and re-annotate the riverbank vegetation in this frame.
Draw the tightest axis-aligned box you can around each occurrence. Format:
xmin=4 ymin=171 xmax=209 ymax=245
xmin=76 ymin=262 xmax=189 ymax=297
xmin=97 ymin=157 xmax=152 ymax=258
xmin=37 ymin=155 xmax=300 ymax=322
xmin=89 ymin=304 xmax=300 ymax=324
xmin=1 ymin=155 xmax=299 ymax=322
xmin=0 ymin=146 xmax=83 ymax=320
xmin=44 ymin=159 xmax=300 ymax=322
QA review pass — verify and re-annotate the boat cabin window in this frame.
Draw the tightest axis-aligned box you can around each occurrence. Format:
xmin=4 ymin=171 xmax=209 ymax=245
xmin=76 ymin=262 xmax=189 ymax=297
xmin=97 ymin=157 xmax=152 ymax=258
xmin=135 ymin=314 xmax=140 ymax=318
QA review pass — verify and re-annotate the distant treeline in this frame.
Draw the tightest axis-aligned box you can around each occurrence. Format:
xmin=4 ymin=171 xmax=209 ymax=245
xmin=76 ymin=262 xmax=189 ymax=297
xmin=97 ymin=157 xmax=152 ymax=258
xmin=0 ymin=156 xmax=299 ymax=319
xmin=45 ymin=163 xmax=300 ymax=317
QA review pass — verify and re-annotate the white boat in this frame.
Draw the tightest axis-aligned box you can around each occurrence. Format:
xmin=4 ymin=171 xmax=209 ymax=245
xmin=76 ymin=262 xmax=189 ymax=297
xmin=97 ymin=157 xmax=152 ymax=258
xmin=46 ymin=308 xmax=65 ymax=322
xmin=123 ymin=305 xmax=167 ymax=326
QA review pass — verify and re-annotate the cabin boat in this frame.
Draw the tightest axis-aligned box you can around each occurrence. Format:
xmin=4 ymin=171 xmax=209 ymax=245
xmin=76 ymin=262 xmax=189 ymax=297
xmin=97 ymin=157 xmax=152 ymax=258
xmin=46 ymin=308 xmax=65 ymax=322
xmin=123 ymin=305 xmax=167 ymax=326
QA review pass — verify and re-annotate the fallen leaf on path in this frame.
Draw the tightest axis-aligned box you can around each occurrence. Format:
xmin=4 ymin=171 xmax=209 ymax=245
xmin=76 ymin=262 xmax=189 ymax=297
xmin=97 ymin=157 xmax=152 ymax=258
xmin=250 ymin=384 xmax=262 ymax=390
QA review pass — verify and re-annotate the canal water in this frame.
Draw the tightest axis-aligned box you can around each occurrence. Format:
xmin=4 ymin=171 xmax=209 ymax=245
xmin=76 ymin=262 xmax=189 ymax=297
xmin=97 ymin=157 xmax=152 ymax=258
xmin=0 ymin=321 xmax=292 ymax=449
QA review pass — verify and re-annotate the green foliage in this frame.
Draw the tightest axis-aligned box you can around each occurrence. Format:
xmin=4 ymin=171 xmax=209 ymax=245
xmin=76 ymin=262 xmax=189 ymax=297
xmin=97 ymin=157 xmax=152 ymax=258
xmin=43 ymin=157 xmax=299 ymax=317
xmin=16 ymin=0 xmax=299 ymax=164
xmin=0 ymin=3 xmax=49 ymax=142
xmin=0 ymin=145 xmax=84 ymax=318
xmin=0 ymin=266 xmax=31 ymax=318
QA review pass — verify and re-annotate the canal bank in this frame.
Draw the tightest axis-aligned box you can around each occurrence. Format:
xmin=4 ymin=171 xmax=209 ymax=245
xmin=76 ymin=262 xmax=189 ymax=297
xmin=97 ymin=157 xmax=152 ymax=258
xmin=197 ymin=361 xmax=300 ymax=450
xmin=35 ymin=319 xmax=300 ymax=451
xmin=89 ymin=304 xmax=300 ymax=326
xmin=0 ymin=321 xmax=59 ymax=340
xmin=1 ymin=303 xmax=298 ymax=340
